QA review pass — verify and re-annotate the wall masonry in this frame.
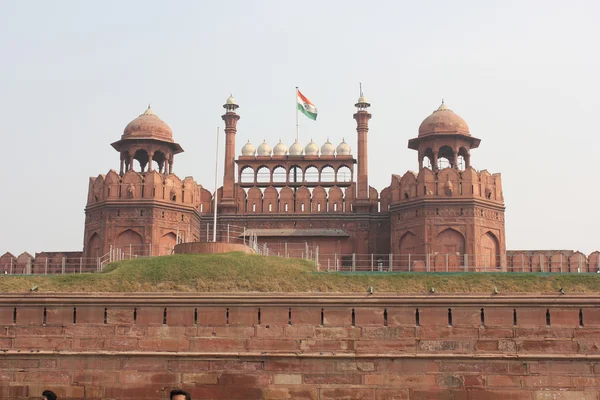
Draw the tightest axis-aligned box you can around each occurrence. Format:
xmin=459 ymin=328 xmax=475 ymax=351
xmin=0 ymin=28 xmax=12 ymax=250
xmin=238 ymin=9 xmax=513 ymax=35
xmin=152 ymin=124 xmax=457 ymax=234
xmin=1 ymin=293 xmax=600 ymax=399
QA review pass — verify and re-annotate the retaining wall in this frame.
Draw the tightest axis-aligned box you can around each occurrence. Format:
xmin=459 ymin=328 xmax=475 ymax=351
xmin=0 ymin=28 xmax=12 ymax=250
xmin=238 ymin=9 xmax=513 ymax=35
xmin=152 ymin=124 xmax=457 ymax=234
xmin=1 ymin=293 xmax=600 ymax=399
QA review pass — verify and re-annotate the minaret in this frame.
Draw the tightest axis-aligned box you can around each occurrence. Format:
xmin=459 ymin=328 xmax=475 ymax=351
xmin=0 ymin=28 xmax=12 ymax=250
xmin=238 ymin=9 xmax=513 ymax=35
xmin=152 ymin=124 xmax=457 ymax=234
xmin=221 ymin=95 xmax=240 ymax=209
xmin=353 ymin=85 xmax=371 ymax=201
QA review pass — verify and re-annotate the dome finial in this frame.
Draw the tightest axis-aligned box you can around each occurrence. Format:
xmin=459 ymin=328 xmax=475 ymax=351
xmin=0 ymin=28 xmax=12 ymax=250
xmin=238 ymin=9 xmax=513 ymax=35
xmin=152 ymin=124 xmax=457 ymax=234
xmin=142 ymin=104 xmax=155 ymax=116
xmin=355 ymin=83 xmax=370 ymax=109
xmin=436 ymin=99 xmax=450 ymax=112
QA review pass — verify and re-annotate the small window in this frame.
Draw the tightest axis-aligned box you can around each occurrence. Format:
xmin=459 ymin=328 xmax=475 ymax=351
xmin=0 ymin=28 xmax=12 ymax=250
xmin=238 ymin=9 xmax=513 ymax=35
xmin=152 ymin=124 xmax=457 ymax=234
xmin=269 ymin=203 xmax=272 ymax=212
xmin=140 ymin=210 xmax=144 ymax=217
xmin=333 ymin=203 xmax=337 ymax=212
xmin=317 ymin=203 xmax=321 ymax=212
xmin=252 ymin=203 xmax=256 ymax=212
xmin=284 ymin=203 xmax=288 ymax=212
xmin=301 ymin=203 xmax=305 ymax=212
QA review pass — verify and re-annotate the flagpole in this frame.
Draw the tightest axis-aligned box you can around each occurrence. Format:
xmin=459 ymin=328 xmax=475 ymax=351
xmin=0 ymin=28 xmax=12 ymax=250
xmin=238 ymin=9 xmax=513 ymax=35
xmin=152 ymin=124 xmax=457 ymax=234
xmin=212 ymin=126 xmax=219 ymax=243
xmin=295 ymin=86 xmax=299 ymax=142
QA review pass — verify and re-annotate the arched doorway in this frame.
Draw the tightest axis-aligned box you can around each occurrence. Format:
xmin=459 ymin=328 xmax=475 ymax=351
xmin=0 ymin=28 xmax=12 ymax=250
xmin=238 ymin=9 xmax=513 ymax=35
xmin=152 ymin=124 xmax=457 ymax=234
xmin=434 ymin=228 xmax=465 ymax=255
xmin=433 ymin=228 xmax=465 ymax=272
xmin=480 ymin=232 xmax=500 ymax=270
xmin=159 ymin=232 xmax=177 ymax=255
xmin=398 ymin=231 xmax=421 ymax=271
xmin=115 ymin=229 xmax=144 ymax=257
xmin=87 ymin=233 xmax=101 ymax=259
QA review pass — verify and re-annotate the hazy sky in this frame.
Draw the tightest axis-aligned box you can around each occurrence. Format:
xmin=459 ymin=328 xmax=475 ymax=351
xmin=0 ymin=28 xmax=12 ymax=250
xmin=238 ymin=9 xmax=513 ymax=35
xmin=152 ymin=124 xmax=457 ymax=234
xmin=1 ymin=0 xmax=598 ymax=256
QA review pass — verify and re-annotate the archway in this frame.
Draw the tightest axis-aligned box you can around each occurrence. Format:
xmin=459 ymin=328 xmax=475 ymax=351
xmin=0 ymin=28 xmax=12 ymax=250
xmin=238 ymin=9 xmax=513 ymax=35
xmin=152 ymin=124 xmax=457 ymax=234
xmin=256 ymin=166 xmax=271 ymax=183
xmin=288 ymin=166 xmax=303 ymax=183
xmin=159 ymin=232 xmax=177 ymax=255
xmin=305 ymin=166 xmax=319 ymax=183
xmin=115 ymin=229 xmax=144 ymax=257
xmin=321 ymin=166 xmax=335 ymax=182
xmin=437 ymin=146 xmax=455 ymax=169
xmin=434 ymin=228 xmax=465 ymax=256
xmin=87 ymin=233 xmax=101 ymax=259
xmin=336 ymin=166 xmax=352 ymax=182
xmin=422 ymin=148 xmax=434 ymax=169
xmin=240 ymin=166 xmax=255 ymax=183
xmin=272 ymin=166 xmax=287 ymax=183
xmin=134 ymin=149 xmax=150 ymax=172
xmin=480 ymin=232 xmax=500 ymax=270
xmin=398 ymin=231 xmax=421 ymax=271
xmin=152 ymin=150 xmax=167 ymax=173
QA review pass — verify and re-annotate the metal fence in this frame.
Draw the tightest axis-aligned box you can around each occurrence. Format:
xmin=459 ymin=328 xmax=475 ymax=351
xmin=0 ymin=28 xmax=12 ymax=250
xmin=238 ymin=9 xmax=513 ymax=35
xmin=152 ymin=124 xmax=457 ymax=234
xmin=2 ymin=223 xmax=597 ymax=275
xmin=318 ymin=253 xmax=600 ymax=273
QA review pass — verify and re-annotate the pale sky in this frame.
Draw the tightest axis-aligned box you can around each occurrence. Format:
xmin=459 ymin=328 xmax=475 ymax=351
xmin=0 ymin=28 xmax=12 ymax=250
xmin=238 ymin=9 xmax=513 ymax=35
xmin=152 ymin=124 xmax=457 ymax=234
xmin=1 ymin=0 xmax=598 ymax=256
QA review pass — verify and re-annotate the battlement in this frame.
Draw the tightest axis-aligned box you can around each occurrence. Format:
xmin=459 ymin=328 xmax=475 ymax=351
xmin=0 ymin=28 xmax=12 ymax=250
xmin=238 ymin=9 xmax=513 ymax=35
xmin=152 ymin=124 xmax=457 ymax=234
xmin=86 ymin=169 xmax=213 ymax=213
xmin=385 ymin=167 xmax=503 ymax=207
xmin=227 ymin=183 xmax=382 ymax=215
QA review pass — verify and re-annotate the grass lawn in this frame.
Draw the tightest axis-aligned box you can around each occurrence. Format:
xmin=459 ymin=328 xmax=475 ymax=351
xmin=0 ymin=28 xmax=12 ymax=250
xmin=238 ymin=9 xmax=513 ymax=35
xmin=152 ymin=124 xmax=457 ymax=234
xmin=1 ymin=252 xmax=599 ymax=293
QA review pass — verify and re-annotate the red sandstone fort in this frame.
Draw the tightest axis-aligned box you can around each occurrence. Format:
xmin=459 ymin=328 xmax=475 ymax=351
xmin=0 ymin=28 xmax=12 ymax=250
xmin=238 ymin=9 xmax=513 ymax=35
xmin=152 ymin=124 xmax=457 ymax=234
xmin=2 ymin=95 xmax=600 ymax=399
xmin=2 ymin=93 xmax=598 ymax=273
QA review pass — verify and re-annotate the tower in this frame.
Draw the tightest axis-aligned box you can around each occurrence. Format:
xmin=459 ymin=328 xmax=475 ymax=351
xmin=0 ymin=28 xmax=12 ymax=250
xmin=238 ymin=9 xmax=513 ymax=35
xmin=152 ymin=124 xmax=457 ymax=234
xmin=220 ymin=95 xmax=240 ymax=213
xmin=353 ymin=87 xmax=371 ymax=203
xmin=83 ymin=106 xmax=203 ymax=260
xmin=388 ymin=101 xmax=506 ymax=271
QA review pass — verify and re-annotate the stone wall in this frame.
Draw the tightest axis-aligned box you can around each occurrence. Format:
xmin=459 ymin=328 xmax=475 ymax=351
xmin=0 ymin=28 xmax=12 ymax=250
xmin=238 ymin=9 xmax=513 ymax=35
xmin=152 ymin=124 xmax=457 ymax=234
xmin=1 ymin=293 xmax=600 ymax=399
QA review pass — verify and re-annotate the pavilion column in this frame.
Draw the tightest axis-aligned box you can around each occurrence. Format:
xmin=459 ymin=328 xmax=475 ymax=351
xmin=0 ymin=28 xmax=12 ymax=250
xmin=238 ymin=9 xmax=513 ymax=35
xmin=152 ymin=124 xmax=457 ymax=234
xmin=148 ymin=152 xmax=154 ymax=171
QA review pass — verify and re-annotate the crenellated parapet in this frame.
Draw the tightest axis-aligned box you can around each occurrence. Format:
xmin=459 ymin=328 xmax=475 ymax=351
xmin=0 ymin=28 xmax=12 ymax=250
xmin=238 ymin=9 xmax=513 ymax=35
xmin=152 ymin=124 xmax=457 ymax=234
xmin=387 ymin=167 xmax=503 ymax=205
xmin=86 ymin=170 xmax=209 ymax=210
xmin=229 ymin=185 xmax=357 ymax=214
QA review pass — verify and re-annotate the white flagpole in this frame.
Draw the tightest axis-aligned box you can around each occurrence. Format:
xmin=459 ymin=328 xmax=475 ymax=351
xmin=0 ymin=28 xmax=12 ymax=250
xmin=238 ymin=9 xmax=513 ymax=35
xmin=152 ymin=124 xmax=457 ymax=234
xmin=212 ymin=127 xmax=219 ymax=242
xmin=295 ymin=86 xmax=299 ymax=142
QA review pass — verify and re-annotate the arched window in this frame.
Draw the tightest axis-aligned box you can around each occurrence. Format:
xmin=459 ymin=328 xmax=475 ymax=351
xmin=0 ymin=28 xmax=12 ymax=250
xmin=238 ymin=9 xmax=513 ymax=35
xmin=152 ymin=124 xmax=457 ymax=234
xmin=288 ymin=166 xmax=303 ymax=183
xmin=321 ymin=166 xmax=335 ymax=182
xmin=305 ymin=166 xmax=319 ymax=183
xmin=256 ymin=166 xmax=270 ymax=183
xmin=336 ymin=166 xmax=352 ymax=182
xmin=273 ymin=166 xmax=287 ymax=183
xmin=240 ymin=167 xmax=255 ymax=183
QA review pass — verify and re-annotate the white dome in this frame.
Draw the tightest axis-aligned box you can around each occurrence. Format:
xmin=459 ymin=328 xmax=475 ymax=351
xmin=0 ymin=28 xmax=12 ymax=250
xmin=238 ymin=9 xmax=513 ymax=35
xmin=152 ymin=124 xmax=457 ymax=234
xmin=289 ymin=139 xmax=303 ymax=156
xmin=241 ymin=140 xmax=256 ymax=156
xmin=226 ymin=95 xmax=237 ymax=105
xmin=305 ymin=139 xmax=319 ymax=156
xmin=336 ymin=139 xmax=351 ymax=155
xmin=257 ymin=140 xmax=272 ymax=156
xmin=321 ymin=139 xmax=335 ymax=156
xmin=273 ymin=139 xmax=287 ymax=156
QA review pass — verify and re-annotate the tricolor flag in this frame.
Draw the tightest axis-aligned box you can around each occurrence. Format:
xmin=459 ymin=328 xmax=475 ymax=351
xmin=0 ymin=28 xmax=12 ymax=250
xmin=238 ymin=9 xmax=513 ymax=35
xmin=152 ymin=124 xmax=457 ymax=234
xmin=297 ymin=90 xmax=318 ymax=121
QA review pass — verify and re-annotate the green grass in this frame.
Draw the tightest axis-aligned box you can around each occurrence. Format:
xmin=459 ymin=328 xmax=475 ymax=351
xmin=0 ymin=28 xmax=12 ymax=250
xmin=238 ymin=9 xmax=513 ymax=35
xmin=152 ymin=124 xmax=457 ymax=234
xmin=1 ymin=252 xmax=600 ymax=293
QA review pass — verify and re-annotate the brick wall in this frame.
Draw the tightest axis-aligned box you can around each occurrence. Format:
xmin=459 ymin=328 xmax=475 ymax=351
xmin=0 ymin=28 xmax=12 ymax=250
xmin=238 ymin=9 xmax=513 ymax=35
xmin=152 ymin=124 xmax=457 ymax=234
xmin=1 ymin=294 xmax=600 ymax=399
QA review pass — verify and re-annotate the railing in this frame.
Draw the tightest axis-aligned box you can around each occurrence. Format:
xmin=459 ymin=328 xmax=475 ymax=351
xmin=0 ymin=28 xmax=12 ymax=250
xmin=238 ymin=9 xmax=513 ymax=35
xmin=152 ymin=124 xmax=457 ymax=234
xmin=318 ymin=253 xmax=600 ymax=273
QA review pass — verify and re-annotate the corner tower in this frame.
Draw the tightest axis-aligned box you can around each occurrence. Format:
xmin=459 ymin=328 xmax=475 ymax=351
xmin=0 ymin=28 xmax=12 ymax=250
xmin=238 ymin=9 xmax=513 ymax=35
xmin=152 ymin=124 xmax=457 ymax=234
xmin=83 ymin=106 xmax=204 ymax=260
xmin=388 ymin=101 xmax=506 ymax=271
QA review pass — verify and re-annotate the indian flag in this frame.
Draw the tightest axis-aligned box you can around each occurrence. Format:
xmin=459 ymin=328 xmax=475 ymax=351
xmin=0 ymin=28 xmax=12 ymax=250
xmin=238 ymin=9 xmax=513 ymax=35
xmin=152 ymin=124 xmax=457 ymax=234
xmin=297 ymin=90 xmax=318 ymax=121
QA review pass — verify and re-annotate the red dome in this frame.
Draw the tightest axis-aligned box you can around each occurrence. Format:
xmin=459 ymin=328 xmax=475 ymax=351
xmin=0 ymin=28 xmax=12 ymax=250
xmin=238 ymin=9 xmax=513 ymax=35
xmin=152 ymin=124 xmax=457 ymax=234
xmin=122 ymin=106 xmax=173 ymax=142
xmin=418 ymin=102 xmax=470 ymax=137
